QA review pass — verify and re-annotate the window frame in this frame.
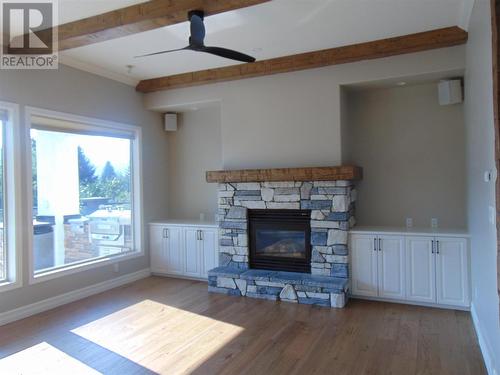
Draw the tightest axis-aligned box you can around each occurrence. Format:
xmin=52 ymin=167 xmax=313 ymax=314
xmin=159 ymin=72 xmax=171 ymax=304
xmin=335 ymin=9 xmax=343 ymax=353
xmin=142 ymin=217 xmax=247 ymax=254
xmin=25 ymin=107 xmax=144 ymax=285
xmin=0 ymin=101 xmax=22 ymax=293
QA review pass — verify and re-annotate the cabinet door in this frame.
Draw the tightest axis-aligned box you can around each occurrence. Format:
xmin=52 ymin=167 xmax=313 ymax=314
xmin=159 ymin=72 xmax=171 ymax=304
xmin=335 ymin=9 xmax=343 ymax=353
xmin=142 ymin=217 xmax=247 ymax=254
xmin=405 ymin=236 xmax=436 ymax=303
xmin=165 ymin=226 xmax=184 ymax=276
xmin=377 ymin=235 xmax=405 ymax=300
xmin=351 ymin=234 xmax=378 ymax=297
xmin=435 ymin=237 xmax=469 ymax=307
xmin=200 ymin=229 xmax=218 ymax=278
xmin=184 ymin=228 xmax=202 ymax=278
xmin=149 ymin=225 xmax=168 ymax=273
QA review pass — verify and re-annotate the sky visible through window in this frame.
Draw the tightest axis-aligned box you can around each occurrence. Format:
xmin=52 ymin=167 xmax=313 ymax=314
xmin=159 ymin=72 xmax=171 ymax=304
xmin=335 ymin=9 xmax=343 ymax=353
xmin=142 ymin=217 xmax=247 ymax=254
xmin=30 ymin=129 xmax=130 ymax=175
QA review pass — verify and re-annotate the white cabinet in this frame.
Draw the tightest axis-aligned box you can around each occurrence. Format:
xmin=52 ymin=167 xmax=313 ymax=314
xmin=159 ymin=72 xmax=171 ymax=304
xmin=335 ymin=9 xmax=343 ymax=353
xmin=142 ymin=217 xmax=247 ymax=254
xmin=183 ymin=227 xmax=218 ymax=279
xmin=406 ymin=237 xmax=436 ymax=303
xmin=435 ymin=237 xmax=469 ymax=307
xmin=377 ymin=235 xmax=406 ymax=300
xmin=406 ymin=236 xmax=469 ymax=308
xmin=351 ymin=229 xmax=470 ymax=309
xmin=150 ymin=225 xmax=168 ymax=274
xmin=184 ymin=228 xmax=202 ymax=278
xmin=350 ymin=234 xmax=405 ymax=300
xmin=149 ymin=222 xmax=218 ymax=280
xmin=165 ymin=226 xmax=184 ymax=276
xmin=149 ymin=225 xmax=183 ymax=276
xmin=351 ymin=235 xmax=378 ymax=297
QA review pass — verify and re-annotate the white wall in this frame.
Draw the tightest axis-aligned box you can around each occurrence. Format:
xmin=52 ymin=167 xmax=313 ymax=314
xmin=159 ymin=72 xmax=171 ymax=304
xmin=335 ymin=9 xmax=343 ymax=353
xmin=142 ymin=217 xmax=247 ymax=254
xmin=145 ymin=46 xmax=466 ymax=170
xmin=464 ymin=0 xmax=500 ymax=373
xmin=0 ymin=65 xmax=169 ymax=314
xmin=343 ymin=83 xmax=466 ymax=229
xmin=167 ymin=107 xmax=222 ymax=220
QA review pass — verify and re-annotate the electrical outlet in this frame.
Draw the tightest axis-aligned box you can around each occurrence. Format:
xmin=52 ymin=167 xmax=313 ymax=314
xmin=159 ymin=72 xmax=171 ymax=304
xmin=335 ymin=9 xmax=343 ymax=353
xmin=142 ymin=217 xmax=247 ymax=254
xmin=113 ymin=263 xmax=119 ymax=273
xmin=431 ymin=218 xmax=438 ymax=228
xmin=406 ymin=218 xmax=413 ymax=228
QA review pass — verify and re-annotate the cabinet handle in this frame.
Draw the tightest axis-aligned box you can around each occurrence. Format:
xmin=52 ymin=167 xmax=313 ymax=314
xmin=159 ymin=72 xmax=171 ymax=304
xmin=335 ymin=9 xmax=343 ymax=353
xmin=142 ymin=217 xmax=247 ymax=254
xmin=436 ymin=240 xmax=440 ymax=254
xmin=199 ymin=230 xmax=203 ymax=241
xmin=431 ymin=240 xmax=435 ymax=254
xmin=378 ymin=238 xmax=382 ymax=251
xmin=374 ymin=238 xmax=377 ymax=252
xmin=163 ymin=228 xmax=169 ymax=238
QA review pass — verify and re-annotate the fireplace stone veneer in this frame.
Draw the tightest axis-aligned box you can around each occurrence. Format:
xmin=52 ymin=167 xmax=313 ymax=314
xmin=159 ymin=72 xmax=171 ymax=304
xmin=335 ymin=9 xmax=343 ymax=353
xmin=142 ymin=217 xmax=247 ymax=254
xmin=208 ymin=179 xmax=356 ymax=308
xmin=217 ymin=181 xmax=355 ymax=275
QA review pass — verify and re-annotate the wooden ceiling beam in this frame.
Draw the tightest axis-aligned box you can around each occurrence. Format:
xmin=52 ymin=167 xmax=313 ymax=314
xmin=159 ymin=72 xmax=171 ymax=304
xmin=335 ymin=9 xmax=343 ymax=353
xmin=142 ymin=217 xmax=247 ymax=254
xmin=136 ymin=26 xmax=468 ymax=93
xmin=29 ymin=0 xmax=271 ymax=51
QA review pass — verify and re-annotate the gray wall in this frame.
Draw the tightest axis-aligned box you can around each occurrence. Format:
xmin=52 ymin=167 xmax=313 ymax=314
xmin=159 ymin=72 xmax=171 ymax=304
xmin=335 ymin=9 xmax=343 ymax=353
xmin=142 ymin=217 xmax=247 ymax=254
xmin=464 ymin=0 xmax=500 ymax=372
xmin=342 ymin=83 xmax=466 ymax=229
xmin=167 ymin=107 xmax=222 ymax=220
xmin=145 ymin=46 xmax=466 ymax=170
xmin=0 ymin=65 xmax=169 ymax=313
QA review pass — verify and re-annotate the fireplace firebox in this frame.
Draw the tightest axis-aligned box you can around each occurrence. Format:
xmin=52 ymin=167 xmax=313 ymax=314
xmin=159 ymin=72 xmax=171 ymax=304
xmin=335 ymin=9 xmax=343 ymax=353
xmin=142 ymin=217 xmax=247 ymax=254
xmin=248 ymin=209 xmax=311 ymax=273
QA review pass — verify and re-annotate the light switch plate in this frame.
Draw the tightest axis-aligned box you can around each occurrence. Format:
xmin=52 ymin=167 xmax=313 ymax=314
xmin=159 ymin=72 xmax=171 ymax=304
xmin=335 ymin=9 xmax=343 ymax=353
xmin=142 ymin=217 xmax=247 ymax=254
xmin=484 ymin=170 xmax=493 ymax=182
xmin=406 ymin=218 xmax=413 ymax=228
xmin=489 ymin=205 xmax=496 ymax=225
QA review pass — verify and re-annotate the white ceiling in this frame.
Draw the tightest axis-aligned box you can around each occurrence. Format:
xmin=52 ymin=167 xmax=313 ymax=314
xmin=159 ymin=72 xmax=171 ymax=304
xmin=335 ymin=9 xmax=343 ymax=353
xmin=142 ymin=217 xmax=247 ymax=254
xmin=57 ymin=0 xmax=149 ymax=25
xmin=344 ymin=69 xmax=465 ymax=91
xmin=59 ymin=0 xmax=472 ymax=86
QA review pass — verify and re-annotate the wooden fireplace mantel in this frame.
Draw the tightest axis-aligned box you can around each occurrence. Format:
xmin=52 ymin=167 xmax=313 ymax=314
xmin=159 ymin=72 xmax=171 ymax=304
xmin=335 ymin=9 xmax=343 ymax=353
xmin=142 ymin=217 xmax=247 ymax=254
xmin=206 ymin=165 xmax=362 ymax=183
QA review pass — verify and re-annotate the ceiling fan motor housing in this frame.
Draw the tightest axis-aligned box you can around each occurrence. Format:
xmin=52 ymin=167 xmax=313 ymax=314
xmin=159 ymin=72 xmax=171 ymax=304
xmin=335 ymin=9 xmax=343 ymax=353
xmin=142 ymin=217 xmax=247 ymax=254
xmin=188 ymin=10 xmax=205 ymax=21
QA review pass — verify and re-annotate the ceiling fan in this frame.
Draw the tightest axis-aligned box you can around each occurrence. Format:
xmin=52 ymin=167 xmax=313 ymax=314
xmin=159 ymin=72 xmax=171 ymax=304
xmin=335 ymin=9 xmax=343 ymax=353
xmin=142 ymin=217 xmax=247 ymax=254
xmin=135 ymin=10 xmax=256 ymax=63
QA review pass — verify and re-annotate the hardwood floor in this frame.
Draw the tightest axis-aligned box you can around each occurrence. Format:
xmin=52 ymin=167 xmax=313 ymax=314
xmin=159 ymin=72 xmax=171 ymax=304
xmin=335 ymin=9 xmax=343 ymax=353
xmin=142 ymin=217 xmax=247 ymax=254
xmin=0 ymin=276 xmax=486 ymax=375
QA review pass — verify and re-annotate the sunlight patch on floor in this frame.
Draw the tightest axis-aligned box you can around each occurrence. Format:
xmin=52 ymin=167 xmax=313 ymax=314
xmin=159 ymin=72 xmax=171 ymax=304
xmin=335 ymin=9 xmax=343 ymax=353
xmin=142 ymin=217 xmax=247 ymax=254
xmin=0 ymin=342 xmax=100 ymax=375
xmin=70 ymin=299 xmax=244 ymax=373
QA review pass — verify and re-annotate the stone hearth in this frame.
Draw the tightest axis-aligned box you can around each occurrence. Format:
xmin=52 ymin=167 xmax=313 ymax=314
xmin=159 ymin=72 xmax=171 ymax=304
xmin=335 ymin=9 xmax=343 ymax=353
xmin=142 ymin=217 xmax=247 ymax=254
xmin=208 ymin=267 xmax=348 ymax=307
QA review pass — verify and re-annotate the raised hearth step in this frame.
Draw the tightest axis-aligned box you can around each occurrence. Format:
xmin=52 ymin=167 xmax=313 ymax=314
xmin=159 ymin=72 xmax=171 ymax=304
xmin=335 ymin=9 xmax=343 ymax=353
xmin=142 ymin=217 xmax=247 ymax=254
xmin=208 ymin=266 xmax=349 ymax=308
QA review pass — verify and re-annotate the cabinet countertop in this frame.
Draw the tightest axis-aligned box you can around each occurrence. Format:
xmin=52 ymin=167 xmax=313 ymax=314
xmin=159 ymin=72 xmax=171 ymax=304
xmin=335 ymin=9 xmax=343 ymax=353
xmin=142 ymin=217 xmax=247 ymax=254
xmin=350 ymin=226 xmax=469 ymax=238
xmin=149 ymin=219 xmax=217 ymax=227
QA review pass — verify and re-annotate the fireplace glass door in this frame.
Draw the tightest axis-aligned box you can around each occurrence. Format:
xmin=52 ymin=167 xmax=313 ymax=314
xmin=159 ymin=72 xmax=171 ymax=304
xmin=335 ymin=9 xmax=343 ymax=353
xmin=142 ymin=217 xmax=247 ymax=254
xmin=249 ymin=209 xmax=311 ymax=273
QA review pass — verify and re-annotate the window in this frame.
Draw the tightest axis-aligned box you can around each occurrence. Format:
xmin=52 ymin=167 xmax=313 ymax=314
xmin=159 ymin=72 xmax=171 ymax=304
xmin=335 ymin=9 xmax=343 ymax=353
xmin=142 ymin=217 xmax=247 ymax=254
xmin=0 ymin=102 xmax=21 ymax=291
xmin=0 ymin=115 xmax=6 ymax=282
xmin=28 ymin=109 xmax=142 ymax=280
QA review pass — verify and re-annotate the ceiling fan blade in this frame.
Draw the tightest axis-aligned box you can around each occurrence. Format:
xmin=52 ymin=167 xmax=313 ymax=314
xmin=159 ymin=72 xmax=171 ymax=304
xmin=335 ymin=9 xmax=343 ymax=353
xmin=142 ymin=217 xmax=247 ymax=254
xmin=201 ymin=46 xmax=256 ymax=63
xmin=134 ymin=46 xmax=190 ymax=58
xmin=190 ymin=13 xmax=205 ymax=46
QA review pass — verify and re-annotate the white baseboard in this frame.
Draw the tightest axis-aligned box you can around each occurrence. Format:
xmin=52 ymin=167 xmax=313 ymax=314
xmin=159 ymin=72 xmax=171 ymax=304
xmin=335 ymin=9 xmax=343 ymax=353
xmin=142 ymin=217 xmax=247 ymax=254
xmin=350 ymin=294 xmax=470 ymax=311
xmin=471 ymin=302 xmax=499 ymax=375
xmin=0 ymin=268 xmax=151 ymax=327
xmin=151 ymin=271 xmax=208 ymax=282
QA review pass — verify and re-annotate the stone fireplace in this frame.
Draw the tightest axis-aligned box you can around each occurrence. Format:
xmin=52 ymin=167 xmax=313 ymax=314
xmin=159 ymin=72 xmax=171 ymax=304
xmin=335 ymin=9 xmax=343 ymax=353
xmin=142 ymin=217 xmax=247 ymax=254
xmin=206 ymin=166 xmax=361 ymax=308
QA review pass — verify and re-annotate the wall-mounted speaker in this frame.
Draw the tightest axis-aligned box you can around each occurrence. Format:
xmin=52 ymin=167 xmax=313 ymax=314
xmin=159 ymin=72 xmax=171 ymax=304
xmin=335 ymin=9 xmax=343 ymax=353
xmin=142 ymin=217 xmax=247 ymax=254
xmin=164 ymin=113 xmax=178 ymax=131
xmin=438 ymin=79 xmax=463 ymax=106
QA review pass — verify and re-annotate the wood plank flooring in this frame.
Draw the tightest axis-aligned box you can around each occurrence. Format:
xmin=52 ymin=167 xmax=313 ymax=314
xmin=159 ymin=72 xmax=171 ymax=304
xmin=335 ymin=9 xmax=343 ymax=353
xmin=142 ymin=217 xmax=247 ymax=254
xmin=0 ymin=277 xmax=486 ymax=375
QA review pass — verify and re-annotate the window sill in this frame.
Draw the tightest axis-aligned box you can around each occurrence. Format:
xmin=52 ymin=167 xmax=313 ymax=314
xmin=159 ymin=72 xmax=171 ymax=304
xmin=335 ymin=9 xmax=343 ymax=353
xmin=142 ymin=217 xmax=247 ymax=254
xmin=0 ymin=279 xmax=22 ymax=293
xmin=29 ymin=250 xmax=144 ymax=285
